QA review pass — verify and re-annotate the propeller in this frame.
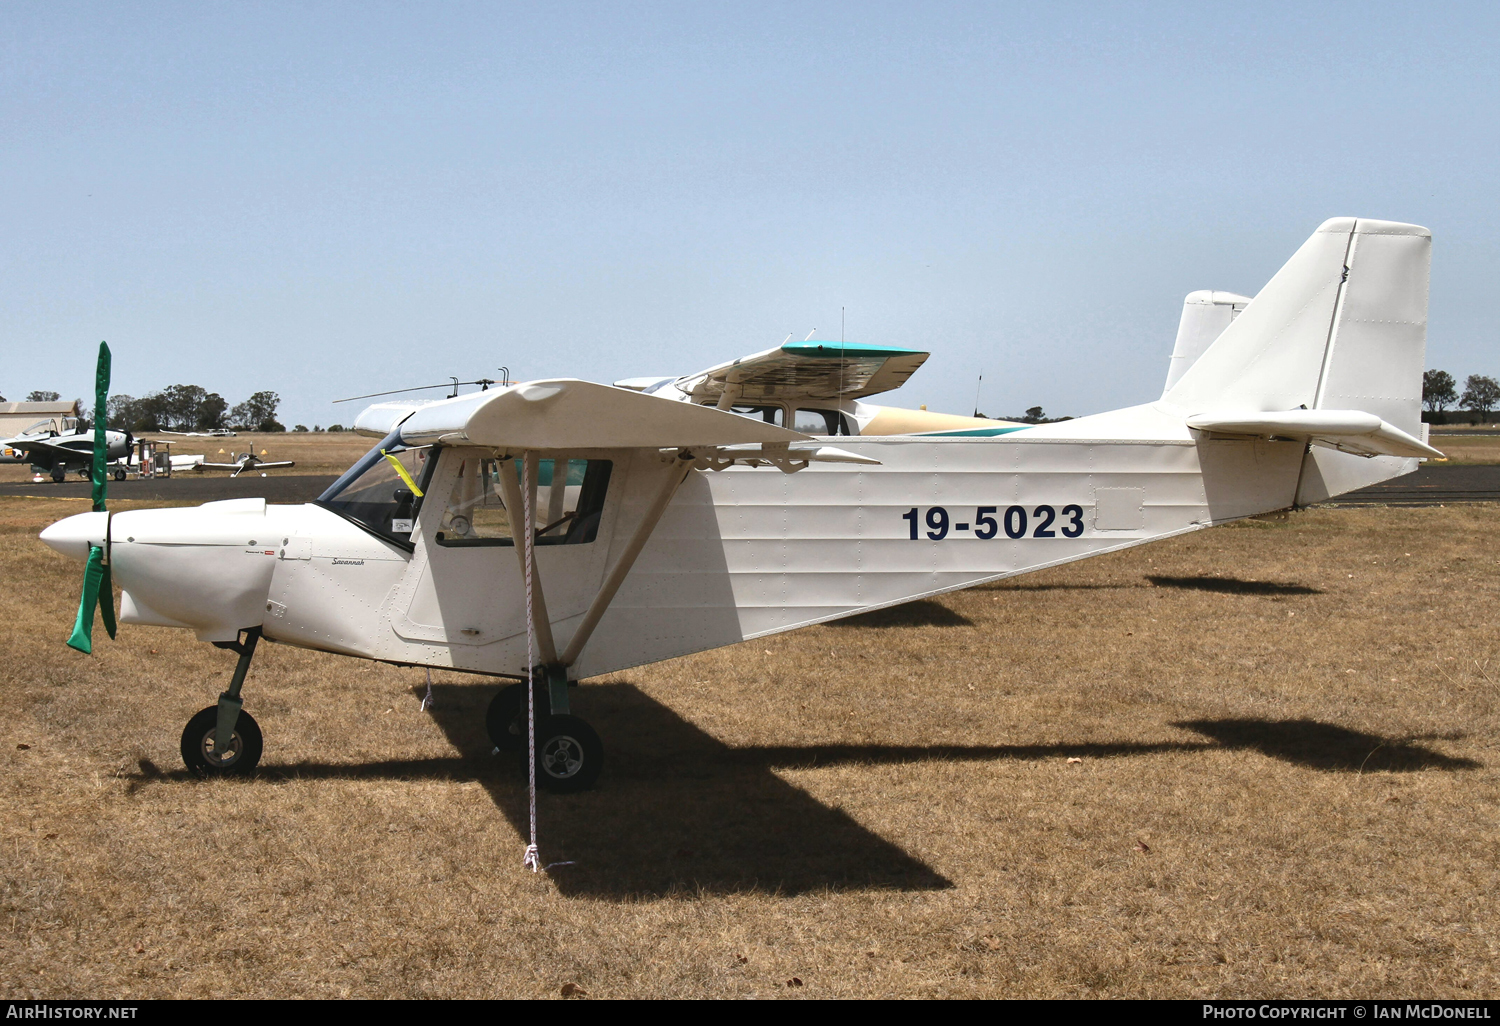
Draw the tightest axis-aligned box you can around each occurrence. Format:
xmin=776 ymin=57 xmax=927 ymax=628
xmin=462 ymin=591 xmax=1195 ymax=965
xmin=66 ymin=342 xmax=117 ymax=654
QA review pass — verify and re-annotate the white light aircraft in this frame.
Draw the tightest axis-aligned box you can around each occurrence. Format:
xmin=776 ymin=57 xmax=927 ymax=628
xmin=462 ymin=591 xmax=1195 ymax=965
xmin=41 ymin=218 xmax=1440 ymax=792
xmin=195 ymin=452 xmax=296 ymax=476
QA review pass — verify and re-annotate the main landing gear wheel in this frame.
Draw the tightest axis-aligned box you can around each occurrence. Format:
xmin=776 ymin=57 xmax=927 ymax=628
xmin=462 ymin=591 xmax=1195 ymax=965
xmin=180 ymin=706 xmax=263 ymax=776
xmin=50 ymin=466 xmax=65 ymax=483
xmin=113 ymin=469 xmax=127 ymax=482
xmin=486 ymin=683 xmax=529 ymax=753
xmin=521 ymin=715 xmax=603 ymax=793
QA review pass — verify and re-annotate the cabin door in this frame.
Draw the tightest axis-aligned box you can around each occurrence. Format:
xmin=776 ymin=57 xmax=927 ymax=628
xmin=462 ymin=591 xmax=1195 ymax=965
xmin=390 ymin=448 xmax=619 ymax=661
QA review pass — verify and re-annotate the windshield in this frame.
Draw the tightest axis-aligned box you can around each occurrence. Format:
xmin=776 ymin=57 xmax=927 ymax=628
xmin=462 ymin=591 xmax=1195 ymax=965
xmin=316 ymin=429 xmax=435 ymax=546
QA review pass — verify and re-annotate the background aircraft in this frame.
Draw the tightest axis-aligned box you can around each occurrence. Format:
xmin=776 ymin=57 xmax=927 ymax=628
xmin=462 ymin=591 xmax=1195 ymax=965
xmin=195 ymin=452 xmax=296 ymax=477
xmin=614 ymin=338 xmax=1023 ymax=438
xmin=4 ymin=422 xmax=131 ymax=481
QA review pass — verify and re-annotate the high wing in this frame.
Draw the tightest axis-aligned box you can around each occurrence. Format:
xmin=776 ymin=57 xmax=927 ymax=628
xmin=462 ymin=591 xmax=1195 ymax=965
xmin=398 ymin=378 xmax=813 ymax=448
xmin=392 ymin=378 xmax=872 ymax=469
xmin=672 ymin=340 xmax=929 ymax=404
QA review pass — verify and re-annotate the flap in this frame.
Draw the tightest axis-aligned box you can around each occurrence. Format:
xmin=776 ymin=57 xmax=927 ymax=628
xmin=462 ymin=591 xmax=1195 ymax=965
xmin=1186 ymin=409 xmax=1443 ymax=459
xmin=399 ymin=379 xmax=812 ymax=450
xmin=676 ymin=340 xmax=929 ymax=403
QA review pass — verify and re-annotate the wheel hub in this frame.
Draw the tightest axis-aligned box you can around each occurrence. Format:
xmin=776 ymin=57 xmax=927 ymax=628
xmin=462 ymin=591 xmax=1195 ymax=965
xmin=198 ymin=729 xmax=243 ymax=767
xmin=541 ymin=735 xmax=584 ymax=779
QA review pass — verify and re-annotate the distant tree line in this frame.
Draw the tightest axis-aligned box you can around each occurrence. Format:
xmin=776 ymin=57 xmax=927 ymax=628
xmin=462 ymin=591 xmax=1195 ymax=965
xmin=106 ymin=387 xmax=285 ymax=432
xmin=1423 ymin=370 xmax=1500 ymax=423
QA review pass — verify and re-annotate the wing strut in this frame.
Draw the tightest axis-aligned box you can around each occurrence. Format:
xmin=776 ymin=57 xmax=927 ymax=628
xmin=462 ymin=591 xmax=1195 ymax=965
xmin=560 ymin=454 xmax=695 ymax=668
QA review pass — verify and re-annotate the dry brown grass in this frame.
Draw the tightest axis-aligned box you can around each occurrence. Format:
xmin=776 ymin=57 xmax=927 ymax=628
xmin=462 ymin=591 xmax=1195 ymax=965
xmin=2 ymin=496 xmax=1498 ymax=998
xmin=1428 ymin=433 xmax=1500 ymax=465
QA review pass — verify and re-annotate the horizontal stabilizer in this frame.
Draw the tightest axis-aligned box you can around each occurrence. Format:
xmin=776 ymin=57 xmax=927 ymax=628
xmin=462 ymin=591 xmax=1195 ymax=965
xmin=399 ymin=379 xmax=812 ymax=450
xmin=1186 ymin=409 xmax=1443 ymax=459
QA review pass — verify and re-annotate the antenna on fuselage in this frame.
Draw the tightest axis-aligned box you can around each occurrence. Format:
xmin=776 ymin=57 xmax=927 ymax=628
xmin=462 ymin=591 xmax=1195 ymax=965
xmin=840 ymin=307 xmax=846 ymax=402
xmin=974 ymin=369 xmax=984 ymax=418
xmin=804 ymin=329 xmax=817 ymax=341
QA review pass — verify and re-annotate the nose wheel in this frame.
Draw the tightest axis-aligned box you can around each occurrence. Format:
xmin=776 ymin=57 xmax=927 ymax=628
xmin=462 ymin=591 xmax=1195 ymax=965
xmin=182 ymin=627 xmax=264 ymax=777
xmin=181 ymin=706 xmax=263 ymax=775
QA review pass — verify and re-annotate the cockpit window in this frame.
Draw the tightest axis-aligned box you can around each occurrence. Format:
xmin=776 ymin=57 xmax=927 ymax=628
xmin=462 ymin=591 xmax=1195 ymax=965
xmin=793 ymin=407 xmax=852 ymax=435
xmin=316 ymin=428 xmax=436 ymax=547
xmin=435 ymin=455 xmax=612 ymax=548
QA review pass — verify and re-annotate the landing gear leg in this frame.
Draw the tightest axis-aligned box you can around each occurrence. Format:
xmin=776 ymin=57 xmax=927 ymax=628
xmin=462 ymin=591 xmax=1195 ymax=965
xmin=181 ymin=627 xmax=264 ymax=776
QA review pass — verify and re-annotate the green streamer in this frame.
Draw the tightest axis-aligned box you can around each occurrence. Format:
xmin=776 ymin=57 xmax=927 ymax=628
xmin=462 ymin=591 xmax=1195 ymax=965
xmin=68 ymin=342 xmax=116 ymax=653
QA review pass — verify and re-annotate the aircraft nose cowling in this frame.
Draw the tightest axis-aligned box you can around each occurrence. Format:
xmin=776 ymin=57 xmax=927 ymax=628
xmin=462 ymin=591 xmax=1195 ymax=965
xmin=39 ymin=511 xmax=109 ymax=562
xmin=100 ymin=502 xmax=288 ymax=642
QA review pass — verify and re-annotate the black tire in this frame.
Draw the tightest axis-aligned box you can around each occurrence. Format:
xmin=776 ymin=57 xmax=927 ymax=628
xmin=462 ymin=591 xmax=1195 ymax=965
xmin=180 ymin=706 xmax=263 ymax=776
xmin=113 ymin=469 xmax=127 ymax=482
xmin=521 ymin=714 xmax=603 ymax=793
xmin=486 ymin=683 xmax=530 ymax=753
xmin=50 ymin=466 xmax=65 ymax=483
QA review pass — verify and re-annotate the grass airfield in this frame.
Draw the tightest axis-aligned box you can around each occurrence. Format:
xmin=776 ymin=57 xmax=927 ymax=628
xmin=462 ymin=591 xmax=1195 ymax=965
xmin=2 ymin=435 xmax=1498 ymax=998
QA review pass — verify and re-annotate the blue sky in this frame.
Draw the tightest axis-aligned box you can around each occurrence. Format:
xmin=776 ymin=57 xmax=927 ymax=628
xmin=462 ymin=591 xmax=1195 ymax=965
xmin=3 ymin=2 xmax=1497 ymax=426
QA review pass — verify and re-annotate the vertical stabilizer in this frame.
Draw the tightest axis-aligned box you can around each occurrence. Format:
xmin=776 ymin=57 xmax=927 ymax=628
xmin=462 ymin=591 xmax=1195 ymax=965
xmin=1162 ymin=290 xmax=1254 ymax=395
xmin=1163 ymin=218 xmax=1430 ymax=419
xmin=1160 ymin=218 xmax=1432 ymax=504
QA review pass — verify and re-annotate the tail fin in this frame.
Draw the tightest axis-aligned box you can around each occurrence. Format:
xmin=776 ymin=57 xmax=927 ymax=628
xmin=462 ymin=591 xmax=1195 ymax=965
xmin=1162 ymin=290 xmax=1253 ymax=395
xmin=1162 ymin=218 xmax=1433 ymax=501
xmin=1164 ymin=218 xmax=1429 ymax=425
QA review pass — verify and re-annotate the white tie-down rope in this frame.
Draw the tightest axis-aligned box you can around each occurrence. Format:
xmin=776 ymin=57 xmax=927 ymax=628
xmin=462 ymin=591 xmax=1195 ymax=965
xmin=520 ymin=455 xmax=541 ymax=874
xmin=421 ymin=667 xmax=433 ymax=711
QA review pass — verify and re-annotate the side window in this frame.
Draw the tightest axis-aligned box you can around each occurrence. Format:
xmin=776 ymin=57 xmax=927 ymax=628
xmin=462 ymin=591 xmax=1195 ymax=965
xmin=794 ymin=408 xmax=851 ymax=435
xmin=435 ymin=457 xmax=612 ymax=547
xmin=438 ymin=457 xmax=511 ymax=542
xmin=703 ymin=402 xmax=785 ymax=426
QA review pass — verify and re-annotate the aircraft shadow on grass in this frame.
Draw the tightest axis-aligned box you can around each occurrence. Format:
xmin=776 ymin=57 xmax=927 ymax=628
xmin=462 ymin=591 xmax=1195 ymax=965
xmin=1174 ymin=718 xmax=1479 ymax=773
xmin=973 ymin=575 xmax=1322 ymax=596
xmin=825 ymin=599 xmax=973 ymax=628
xmin=127 ymin=693 xmax=1478 ymax=897
xmin=1146 ymin=575 xmax=1322 ymax=596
